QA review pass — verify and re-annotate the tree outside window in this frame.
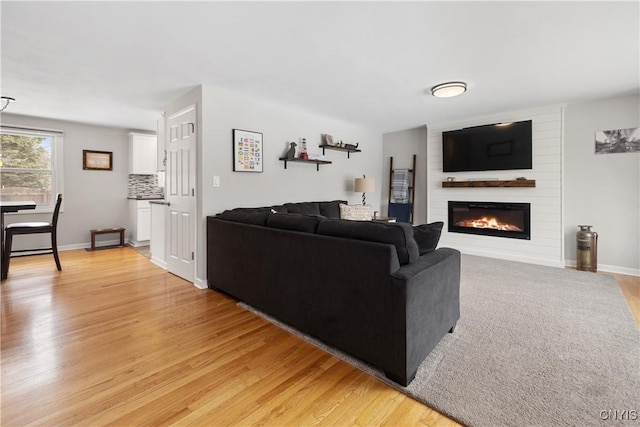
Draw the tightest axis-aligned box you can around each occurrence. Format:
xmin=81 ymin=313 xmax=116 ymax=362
xmin=0 ymin=131 xmax=55 ymax=205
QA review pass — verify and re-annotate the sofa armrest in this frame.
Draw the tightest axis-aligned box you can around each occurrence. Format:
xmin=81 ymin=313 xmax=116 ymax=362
xmin=391 ymin=247 xmax=460 ymax=281
xmin=387 ymin=247 xmax=461 ymax=385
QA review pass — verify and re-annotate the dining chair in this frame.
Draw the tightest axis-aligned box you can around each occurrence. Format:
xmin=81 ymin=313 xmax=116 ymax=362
xmin=3 ymin=194 xmax=62 ymax=278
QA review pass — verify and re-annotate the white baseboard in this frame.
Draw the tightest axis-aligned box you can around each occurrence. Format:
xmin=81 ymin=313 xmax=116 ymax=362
xmin=194 ymin=277 xmax=207 ymax=290
xmin=59 ymin=239 xmax=124 ymax=251
xmin=565 ymin=259 xmax=639 ymax=277
xmin=458 ymin=247 xmax=565 ymax=269
xmin=126 ymin=239 xmax=149 ymax=248
xmin=150 ymin=256 xmax=167 ymax=270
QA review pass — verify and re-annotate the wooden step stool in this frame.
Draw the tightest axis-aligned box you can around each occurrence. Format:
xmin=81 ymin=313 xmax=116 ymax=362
xmin=90 ymin=227 xmax=126 ymax=250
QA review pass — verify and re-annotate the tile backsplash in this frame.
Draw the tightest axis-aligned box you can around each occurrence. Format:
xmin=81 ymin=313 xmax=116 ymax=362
xmin=128 ymin=174 xmax=164 ymax=199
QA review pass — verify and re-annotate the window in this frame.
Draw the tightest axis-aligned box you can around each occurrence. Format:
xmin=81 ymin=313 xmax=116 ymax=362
xmin=0 ymin=126 xmax=64 ymax=212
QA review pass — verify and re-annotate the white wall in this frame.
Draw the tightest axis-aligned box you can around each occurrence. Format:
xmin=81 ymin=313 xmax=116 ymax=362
xmin=2 ymin=114 xmax=135 ymax=249
xmin=182 ymin=85 xmax=383 ymax=285
xmin=382 ymin=126 xmax=428 ymax=224
xmin=427 ymin=105 xmax=564 ymax=267
xmin=564 ymin=94 xmax=640 ymax=275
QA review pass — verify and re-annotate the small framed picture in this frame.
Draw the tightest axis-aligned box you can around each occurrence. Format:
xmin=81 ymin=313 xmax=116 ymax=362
xmin=83 ymin=150 xmax=113 ymax=171
xmin=323 ymin=133 xmax=335 ymax=146
xmin=233 ymin=129 xmax=263 ymax=172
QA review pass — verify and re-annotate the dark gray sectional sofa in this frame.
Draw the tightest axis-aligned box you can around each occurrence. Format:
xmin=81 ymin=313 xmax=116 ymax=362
xmin=206 ymin=200 xmax=460 ymax=386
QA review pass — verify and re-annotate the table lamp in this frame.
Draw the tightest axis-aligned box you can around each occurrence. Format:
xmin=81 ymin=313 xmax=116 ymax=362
xmin=354 ymin=175 xmax=375 ymax=205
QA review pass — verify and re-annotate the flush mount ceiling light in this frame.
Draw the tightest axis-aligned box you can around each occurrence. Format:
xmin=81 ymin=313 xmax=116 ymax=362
xmin=431 ymin=82 xmax=467 ymax=98
xmin=1 ymin=96 xmax=15 ymax=112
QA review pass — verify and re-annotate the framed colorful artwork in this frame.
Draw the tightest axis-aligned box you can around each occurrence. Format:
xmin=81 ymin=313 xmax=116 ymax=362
xmin=233 ymin=129 xmax=263 ymax=172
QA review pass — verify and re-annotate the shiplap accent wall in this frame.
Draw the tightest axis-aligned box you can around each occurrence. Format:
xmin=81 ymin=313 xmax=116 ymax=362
xmin=427 ymin=105 xmax=564 ymax=268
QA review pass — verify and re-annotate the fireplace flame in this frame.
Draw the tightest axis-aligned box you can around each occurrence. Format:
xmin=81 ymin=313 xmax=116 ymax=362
xmin=455 ymin=217 xmax=523 ymax=232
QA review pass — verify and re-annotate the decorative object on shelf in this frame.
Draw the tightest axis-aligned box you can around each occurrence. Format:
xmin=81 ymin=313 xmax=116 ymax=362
xmin=319 ymin=142 xmax=361 ymax=158
xmin=447 ymin=177 xmax=455 ymax=182
xmin=299 ymin=138 xmax=308 ymax=160
xmin=344 ymin=142 xmax=359 ymax=150
xmin=322 ymin=133 xmax=335 ymax=146
xmin=354 ymin=175 xmax=375 ymax=205
xmin=83 ymin=150 xmax=113 ymax=171
xmin=284 ymin=141 xmax=297 ymax=159
xmin=595 ymin=128 xmax=639 ymax=154
xmin=431 ymin=81 xmax=467 ymax=98
xmin=233 ymin=129 xmax=263 ymax=172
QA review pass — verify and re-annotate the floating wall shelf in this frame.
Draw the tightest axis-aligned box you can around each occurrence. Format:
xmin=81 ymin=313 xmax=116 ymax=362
xmin=319 ymin=144 xmax=361 ymax=159
xmin=279 ymin=157 xmax=332 ymax=171
xmin=442 ymin=179 xmax=536 ymax=188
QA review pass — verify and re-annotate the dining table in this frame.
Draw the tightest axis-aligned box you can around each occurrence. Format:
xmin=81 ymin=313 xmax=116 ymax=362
xmin=1 ymin=201 xmax=37 ymax=280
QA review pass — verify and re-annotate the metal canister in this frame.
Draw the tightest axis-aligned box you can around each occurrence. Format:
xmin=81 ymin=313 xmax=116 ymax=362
xmin=576 ymin=225 xmax=598 ymax=272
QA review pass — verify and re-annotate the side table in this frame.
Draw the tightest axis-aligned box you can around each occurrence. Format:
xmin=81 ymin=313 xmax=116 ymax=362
xmin=372 ymin=216 xmax=397 ymax=223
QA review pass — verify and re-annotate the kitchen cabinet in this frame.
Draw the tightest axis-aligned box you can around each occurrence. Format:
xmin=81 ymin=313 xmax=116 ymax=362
xmin=128 ymin=200 xmax=151 ymax=246
xmin=128 ymin=132 xmax=157 ymax=175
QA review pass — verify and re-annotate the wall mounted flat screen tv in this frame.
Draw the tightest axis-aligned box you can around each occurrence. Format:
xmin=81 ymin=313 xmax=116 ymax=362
xmin=442 ymin=120 xmax=532 ymax=172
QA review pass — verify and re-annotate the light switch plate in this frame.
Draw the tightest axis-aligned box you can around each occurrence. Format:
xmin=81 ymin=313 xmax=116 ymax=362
xmin=213 ymin=176 xmax=220 ymax=187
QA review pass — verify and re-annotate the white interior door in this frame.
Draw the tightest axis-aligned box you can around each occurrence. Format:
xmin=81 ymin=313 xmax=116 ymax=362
xmin=166 ymin=105 xmax=196 ymax=282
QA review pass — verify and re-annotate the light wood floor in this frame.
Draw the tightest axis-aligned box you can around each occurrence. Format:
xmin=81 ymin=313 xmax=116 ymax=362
xmin=1 ymin=248 xmax=638 ymax=426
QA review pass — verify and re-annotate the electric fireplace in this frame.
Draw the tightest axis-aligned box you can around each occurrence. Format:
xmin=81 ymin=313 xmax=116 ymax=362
xmin=448 ymin=201 xmax=531 ymax=240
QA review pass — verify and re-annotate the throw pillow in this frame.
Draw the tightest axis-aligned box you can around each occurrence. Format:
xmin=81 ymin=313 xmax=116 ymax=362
xmin=339 ymin=203 xmax=372 ymax=221
xmin=413 ymin=222 xmax=444 ymax=255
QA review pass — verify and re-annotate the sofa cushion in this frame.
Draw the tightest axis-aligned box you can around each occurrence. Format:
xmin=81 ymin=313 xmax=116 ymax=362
xmin=339 ymin=203 xmax=373 ymax=221
xmin=217 ymin=209 xmax=269 ymax=226
xmin=284 ymin=202 xmax=321 ymax=216
xmin=317 ymin=219 xmax=419 ymax=265
xmin=316 ymin=200 xmax=346 ymax=219
xmin=413 ymin=222 xmax=444 ymax=255
xmin=267 ymin=213 xmax=323 ymax=234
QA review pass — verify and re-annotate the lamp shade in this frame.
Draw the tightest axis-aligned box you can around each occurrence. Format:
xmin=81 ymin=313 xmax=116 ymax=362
xmin=354 ymin=177 xmax=375 ymax=193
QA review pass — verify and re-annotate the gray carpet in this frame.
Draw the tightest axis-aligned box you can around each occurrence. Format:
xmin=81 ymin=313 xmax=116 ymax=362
xmin=240 ymin=254 xmax=640 ymax=427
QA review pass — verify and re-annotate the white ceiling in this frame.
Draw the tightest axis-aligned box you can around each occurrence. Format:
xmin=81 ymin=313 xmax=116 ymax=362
xmin=2 ymin=1 xmax=639 ymax=133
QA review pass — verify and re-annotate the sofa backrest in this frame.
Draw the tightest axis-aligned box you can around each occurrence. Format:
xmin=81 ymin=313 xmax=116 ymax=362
xmin=266 ymin=212 xmax=322 ymax=233
xmin=215 ymin=200 xmax=419 ymax=265
xmin=283 ymin=200 xmax=346 ymax=219
xmin=317 ymin=219 xmax=419 ymax=266
xmin=216 ymin=208 xmax=270 ymax=226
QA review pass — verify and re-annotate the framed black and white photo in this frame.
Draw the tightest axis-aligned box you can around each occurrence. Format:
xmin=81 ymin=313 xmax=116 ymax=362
xmin=595 ymin=128 xmax=640 ymax=154
xmin=233 ymin=129 xmax=263 ymax=172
